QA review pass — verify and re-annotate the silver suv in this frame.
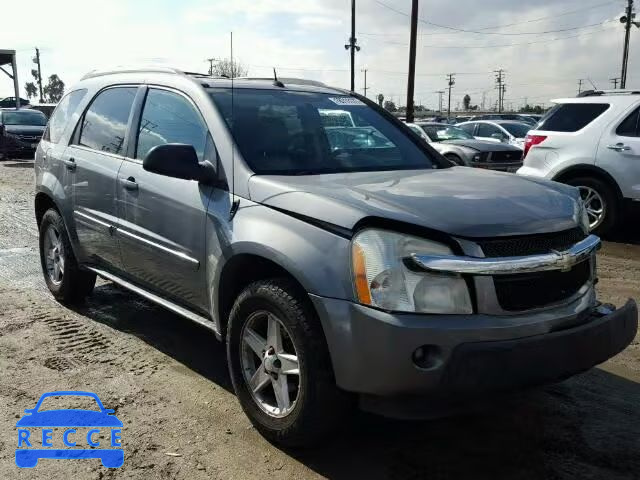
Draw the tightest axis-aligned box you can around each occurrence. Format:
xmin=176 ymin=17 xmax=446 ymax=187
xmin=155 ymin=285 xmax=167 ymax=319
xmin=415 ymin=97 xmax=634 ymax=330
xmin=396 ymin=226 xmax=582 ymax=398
xmin=34 ymin=67 xmax=637 ymax=446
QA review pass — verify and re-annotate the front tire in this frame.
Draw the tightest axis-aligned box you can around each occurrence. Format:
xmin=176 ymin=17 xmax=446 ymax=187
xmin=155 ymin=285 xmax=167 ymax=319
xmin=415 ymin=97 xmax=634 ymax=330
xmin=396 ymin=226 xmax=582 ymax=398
xmin=227 ymin=278 xmax=351 ymax=447
xmin=444 ymin=153 xmax=465 ymax=166
xmin=38 ymin=208 xmax=96 ymax=303
xmin=565 ymin=177 xmax=618 ymax=236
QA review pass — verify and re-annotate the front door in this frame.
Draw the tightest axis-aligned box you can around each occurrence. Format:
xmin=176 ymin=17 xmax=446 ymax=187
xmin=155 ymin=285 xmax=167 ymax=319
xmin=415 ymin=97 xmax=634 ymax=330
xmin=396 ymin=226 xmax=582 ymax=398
xmin=66 ymin=86 xmax=139 ymax=269
xmin=596 ymin=104 xmax=640 ymax=201
xmin=116 ymin=87 xmax=213 ymax=311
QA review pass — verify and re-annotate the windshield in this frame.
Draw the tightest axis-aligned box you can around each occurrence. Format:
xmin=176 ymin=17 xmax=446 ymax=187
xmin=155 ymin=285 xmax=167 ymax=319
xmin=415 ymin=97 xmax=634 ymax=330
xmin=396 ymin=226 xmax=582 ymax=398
xmin=501 ymin=123 xmax=530 ymax=138
xmin=2 ymin=110 xmax=47 ymax=126
xmin=208 ymin=89 xmax=440 ymax=175
xmin=420 ymin=124 xmax=474 ymax=142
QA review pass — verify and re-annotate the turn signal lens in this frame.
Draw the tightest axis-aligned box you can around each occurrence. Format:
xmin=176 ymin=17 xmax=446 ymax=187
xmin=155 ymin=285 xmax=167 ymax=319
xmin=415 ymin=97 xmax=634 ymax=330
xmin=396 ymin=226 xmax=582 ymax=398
xmin=352 ymin=243 xmax=372 ymax=305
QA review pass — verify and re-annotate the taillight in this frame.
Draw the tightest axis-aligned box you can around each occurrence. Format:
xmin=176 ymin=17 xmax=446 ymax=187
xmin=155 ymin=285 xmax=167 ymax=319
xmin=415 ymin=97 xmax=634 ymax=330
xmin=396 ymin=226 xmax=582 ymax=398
xmin=523 ymin=134 xmax=547 ymax=159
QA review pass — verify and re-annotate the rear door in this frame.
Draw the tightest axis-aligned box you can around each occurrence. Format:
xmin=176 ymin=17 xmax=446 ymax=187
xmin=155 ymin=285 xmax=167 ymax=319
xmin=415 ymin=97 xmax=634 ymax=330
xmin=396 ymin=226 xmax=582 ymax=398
xmin=116 ymin=86 xmax=214 ymax=311
xmin=65 ymin=86 xmax=139 ymax=269
xmin=596 ymin=103 xmax=640 ymax=201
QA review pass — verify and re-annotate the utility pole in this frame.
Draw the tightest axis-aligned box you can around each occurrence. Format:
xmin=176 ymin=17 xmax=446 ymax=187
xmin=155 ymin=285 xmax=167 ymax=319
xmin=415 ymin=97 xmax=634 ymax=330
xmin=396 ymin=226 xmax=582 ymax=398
xmin=446 ymin=74 xmax=455 ymax=120
xmin=33 ymin=47 xmax=43 ymax=103
xmin=405 ymin=0 xmax=419 ymax=123
xmin=206 ymin=58 xmax=215 ymax=76
xmin=620 ymin=0 xmax=638 ymax=89
xmin=436 ymin=90 xmax=445 ymax=113
xmin=494 ymin=69 xmax=505 ymax=112
xmin=361 ymin=69 xmax=369 ymax=97
xmin=481 ymin=91 xmax=486 ymax=111
xmin=345 ymin=0 xmax=360 ymax=92
xmin=578 ymin=79 xmax=584 ymax=95
xmin=611 ymin=77 xmax=621 ymax=89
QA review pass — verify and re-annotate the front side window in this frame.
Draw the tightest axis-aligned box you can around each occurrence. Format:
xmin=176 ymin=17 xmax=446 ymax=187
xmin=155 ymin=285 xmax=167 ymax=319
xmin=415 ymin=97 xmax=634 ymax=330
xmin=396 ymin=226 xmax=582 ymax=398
xmin=136 ymin=89 xmax=208 ymax=161
xmin=78 ymin=87 xmax=137 ymax=155
xmin=208 ymin=88 xmax=441 ymax=175
xmin=45 ymin=89 xmax=87 ymax=143
xmin=2 ymin=110 xmax=47 ymax=126
xmin=616 ymin=106 xmax=640 ymax=137
xmin=538 ymin=103 xmax=610 ymax=132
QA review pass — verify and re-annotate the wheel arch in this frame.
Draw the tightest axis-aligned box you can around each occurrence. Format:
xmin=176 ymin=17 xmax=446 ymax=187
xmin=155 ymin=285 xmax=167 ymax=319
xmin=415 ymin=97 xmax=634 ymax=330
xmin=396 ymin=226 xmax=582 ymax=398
xmin=216 ymin=253 xmax=315 ymax=339
xmin=552 ymin=164 xmax=623 ymax=201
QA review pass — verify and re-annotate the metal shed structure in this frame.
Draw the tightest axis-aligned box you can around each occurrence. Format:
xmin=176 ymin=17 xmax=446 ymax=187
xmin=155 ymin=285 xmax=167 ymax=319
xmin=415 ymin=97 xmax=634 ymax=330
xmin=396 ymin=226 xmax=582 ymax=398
xmin=0 ymin=50 xmax=20 ymax=109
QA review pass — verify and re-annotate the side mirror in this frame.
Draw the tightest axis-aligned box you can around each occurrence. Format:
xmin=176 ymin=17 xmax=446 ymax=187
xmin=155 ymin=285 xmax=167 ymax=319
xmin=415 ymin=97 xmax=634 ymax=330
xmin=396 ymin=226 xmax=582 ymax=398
xmin=491 ymin=133 xmax=506 ymax=142
xmin=0 ymin=124 xmax=5 ymax=136
xmin=143 ymin=144 xmax=215 ymax=183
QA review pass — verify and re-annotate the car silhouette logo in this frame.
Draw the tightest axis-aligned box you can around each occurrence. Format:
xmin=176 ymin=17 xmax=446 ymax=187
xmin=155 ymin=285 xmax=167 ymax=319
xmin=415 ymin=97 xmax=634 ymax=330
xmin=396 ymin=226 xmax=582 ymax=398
xmin=15 ymin=391 xmax=123 ymax=468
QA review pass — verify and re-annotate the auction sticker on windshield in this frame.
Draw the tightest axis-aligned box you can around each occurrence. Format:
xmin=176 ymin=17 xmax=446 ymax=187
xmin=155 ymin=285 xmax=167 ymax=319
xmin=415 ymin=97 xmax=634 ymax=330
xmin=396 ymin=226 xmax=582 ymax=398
xmin=328 ymin=97 xmax=365 ymax=106
xmin=15 ymin=391 xmax=123 ymax=469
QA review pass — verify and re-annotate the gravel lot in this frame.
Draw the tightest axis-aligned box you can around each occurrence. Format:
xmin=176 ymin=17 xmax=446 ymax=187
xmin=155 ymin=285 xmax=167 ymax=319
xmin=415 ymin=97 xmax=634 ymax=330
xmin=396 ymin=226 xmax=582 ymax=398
xmin=0 ymin=158 xmax=639 ymax=479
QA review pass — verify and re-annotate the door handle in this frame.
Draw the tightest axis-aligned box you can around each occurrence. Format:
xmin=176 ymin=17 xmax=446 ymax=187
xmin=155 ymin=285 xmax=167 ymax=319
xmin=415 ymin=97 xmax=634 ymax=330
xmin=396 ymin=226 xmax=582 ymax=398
xmin=63 ymin=157 xmax=76 ymax=171
xmin=606 ymin=143 xmax=631 ymax=152
xmin=120 ymin=176 xmax=138 ymax=191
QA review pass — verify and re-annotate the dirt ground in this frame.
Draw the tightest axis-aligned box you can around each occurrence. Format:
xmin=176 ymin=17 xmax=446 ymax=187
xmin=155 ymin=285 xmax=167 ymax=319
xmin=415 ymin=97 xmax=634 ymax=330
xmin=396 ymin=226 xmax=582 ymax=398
xmin=0 ymin=158 xmax=639 ymax=480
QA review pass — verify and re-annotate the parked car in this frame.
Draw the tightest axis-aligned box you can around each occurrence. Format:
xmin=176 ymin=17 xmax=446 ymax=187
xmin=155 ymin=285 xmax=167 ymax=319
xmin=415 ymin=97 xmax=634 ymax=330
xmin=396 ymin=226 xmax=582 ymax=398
xmin=0 ymin=108 xmax=47 ymax=159
xmin=472 ymin=113 xmax=539 ymax=125
xmin=457 ymin=120 xmax=530 ymax=150
xmin=34 ymin=67 xmax=637 ymax=447
xmin=407 ymin=122 xmax=522 ymax=171
xmin=518 ymin=90 xmax=640 ymax=234
xmin=0 ymin=96 xmax=30 ymax=108
xmin=28 ymin=103 xmax=58 ymax=119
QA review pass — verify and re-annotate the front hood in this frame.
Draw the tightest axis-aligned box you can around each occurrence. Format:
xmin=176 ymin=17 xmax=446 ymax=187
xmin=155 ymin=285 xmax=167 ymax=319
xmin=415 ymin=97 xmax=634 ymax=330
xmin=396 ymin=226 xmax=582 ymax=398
xmin=248 ymin=168 xmax=581 ymax=238
xmin=442 ymin=139 xmax=521 ymax=152
xmin=5 ymin=125 xmax=45 ymax=135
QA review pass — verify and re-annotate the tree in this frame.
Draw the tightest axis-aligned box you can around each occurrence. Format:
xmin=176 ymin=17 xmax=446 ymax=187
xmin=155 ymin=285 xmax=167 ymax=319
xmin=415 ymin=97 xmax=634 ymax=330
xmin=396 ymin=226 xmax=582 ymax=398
xmin=519 ymin=104 xmax=547 ymax=114
xmin=210 ymin=58 xmax=248 ymax=78
xmin=43 ymin=74 xmax=65 ymax=103
xmin=463 ymin=94 xmax=471 ymax=111
xmin=24 ymin=82 xmax=38 ymax=99
xmin=383 ymin=100 xmax=397 ymax=112
xmin=377 ymin=93 xmax=384 ymax=107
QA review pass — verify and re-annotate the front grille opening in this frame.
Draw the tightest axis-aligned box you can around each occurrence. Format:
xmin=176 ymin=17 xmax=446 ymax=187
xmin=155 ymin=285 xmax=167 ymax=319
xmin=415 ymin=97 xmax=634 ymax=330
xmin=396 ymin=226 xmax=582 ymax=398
xmin=477 ymin=228 xmax=586 ymax=258
xmin=494 ymin=260 xmax=591 ymax=311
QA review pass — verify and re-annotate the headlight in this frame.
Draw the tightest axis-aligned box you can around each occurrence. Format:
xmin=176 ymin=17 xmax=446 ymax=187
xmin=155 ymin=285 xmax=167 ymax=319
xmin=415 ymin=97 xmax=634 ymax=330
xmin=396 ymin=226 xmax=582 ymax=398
xmin=351 ymin=229 xmax=473 ymax=314
xmin=576 ymin=197 xmax=590 ymax=234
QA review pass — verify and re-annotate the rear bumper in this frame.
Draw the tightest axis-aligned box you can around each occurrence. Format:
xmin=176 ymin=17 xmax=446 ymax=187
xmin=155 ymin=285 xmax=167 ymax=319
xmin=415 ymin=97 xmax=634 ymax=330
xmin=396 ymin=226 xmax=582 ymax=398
xmin=311 ymin=293 xmax=637 ymax=406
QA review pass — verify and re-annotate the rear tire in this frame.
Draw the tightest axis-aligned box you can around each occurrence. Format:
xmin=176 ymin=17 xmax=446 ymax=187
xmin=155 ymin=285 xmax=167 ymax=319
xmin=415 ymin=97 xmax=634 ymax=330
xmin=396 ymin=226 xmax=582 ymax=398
xmin=227 ymin=278 xmax=352 ymax=447
xmin=38 ymin=208 xmax=96 ymax=303
xmin=565 ymin=176 xmax=618 ymax=236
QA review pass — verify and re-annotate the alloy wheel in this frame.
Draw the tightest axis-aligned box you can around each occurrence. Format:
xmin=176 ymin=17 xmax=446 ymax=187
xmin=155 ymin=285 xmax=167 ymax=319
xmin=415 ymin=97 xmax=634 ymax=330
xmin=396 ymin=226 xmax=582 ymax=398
xmin=240 ymin=311 xmax=301 ymax=418
xmin=578 ymin=186 xmax=606 ymax=231
xmin=43 ymin=225 xmax=65 ymax=285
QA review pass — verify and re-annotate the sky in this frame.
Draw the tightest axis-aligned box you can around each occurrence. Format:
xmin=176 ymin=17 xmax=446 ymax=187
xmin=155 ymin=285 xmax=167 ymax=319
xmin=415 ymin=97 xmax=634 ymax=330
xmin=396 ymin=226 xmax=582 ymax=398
xmin=0 ymin=0 xmax=637 ymax=111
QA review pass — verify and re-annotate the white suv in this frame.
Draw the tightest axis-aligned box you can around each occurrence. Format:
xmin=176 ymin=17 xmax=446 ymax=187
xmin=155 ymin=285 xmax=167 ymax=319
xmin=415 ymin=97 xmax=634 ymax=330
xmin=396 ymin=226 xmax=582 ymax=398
xmin=518 ymin=90 xmax=640 ymax=235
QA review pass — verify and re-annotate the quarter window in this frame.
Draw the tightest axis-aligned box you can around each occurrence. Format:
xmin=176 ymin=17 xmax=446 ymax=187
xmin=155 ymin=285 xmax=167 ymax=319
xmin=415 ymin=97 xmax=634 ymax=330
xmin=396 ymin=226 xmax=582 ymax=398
xmin=538 ymin=103 xmax=610 ymax=132
xmin=45 ymin=89 xmax=87 ymax=143
xmin=136 ymin=89 xmax=208 ymax=161
xmin=616 ymin=107 xmax=640 ymax=137
xmin=78 ymin=87 xmax=137 ymax=155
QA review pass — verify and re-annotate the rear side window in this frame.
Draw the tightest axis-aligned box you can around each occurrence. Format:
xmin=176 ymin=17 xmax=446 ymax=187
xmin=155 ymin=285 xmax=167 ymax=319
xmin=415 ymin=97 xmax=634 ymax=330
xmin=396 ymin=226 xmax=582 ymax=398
xmin=538 ymin=103 xmax=609 ymax=132
xmin=136 ymin=89 xmax=208 ymax=161
xmin=78 ymin=87 xmax=137 ymax=155
xmin=616 ymin=107 xmax=640 ymax=137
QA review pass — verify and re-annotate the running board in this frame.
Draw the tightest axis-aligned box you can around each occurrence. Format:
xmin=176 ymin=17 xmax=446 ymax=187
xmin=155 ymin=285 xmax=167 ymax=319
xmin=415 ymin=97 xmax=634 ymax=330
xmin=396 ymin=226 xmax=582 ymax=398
xmin=87 ymin=267 xmax=220 ymax=337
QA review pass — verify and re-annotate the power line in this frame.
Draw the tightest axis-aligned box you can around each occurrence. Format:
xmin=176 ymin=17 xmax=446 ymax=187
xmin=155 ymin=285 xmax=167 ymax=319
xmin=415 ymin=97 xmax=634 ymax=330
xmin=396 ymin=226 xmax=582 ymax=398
xmin=373 ymin=0 xmax=613 ymax=36
xmin=363 ymin=25 xmax=611 ymax=49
